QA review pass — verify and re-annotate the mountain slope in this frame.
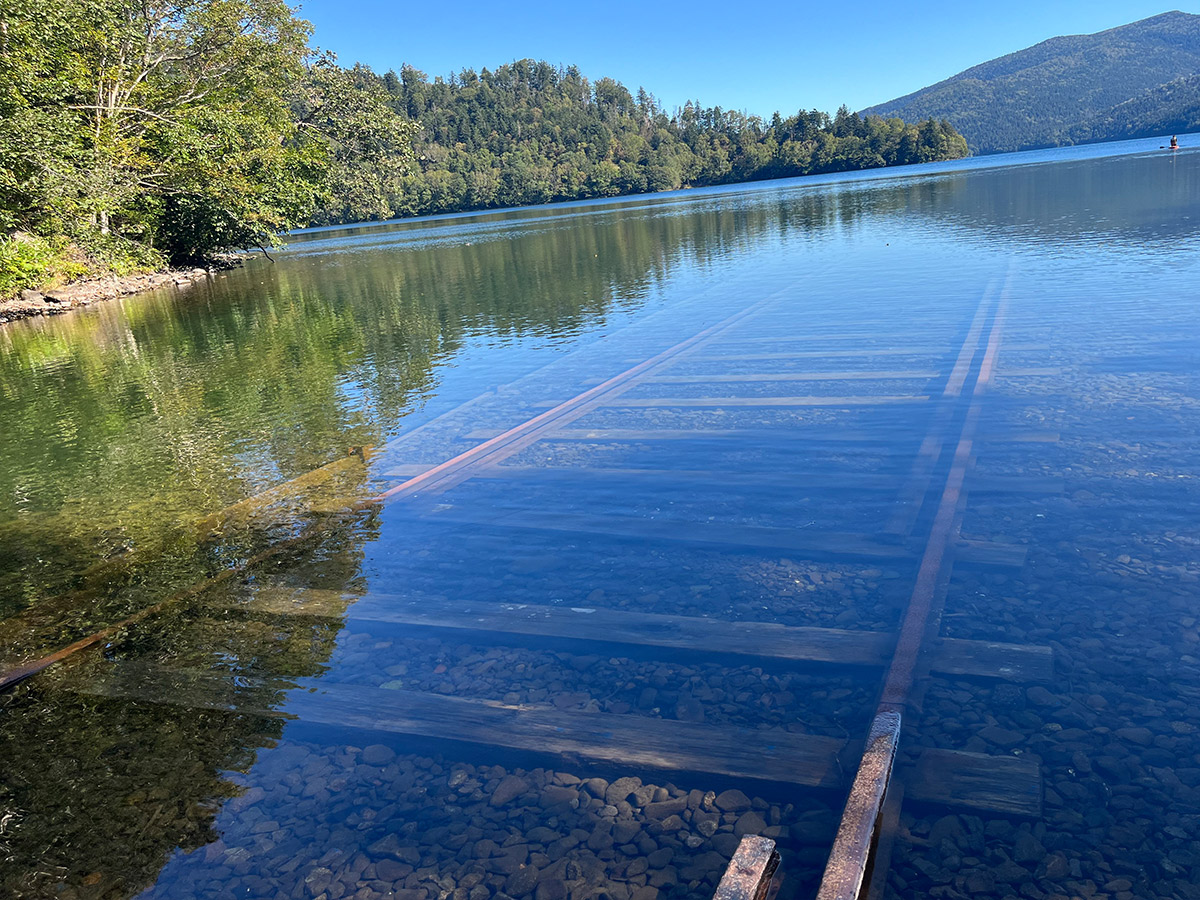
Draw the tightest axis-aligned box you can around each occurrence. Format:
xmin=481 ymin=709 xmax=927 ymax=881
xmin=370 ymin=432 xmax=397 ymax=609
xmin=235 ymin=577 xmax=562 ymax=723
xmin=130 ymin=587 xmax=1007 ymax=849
xmin=1068 ymin=73 xmax=1200 ymax=142
xmin=863 ymin=11 xmax=1200 ymax=153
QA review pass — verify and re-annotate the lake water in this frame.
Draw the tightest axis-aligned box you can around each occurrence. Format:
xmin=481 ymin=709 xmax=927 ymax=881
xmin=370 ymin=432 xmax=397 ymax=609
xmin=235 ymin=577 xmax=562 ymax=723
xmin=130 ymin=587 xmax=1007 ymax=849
xmin=2 ymin=135 xmax=1199 ymax=900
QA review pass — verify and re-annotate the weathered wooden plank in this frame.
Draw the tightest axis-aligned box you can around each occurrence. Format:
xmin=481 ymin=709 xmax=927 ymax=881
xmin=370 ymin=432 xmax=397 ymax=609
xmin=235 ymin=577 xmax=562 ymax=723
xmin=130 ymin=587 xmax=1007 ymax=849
xmin=225 ymin=588 xmax=1054 ymax=682
xmin=713 ymin=836 xmax=779 ymax=900
xmin=969 ymin=475 xmax=1065 ymax=495
xmin=416 ymin=506 xmax=1031 ymax=571
xmin=737 ymin=331 xmax=954 ymax=343
xmin=955 ymin=539 xmax=1027 ymax=569
xmin=643 ymin=371 xmax=941 ymax=384
xmin=417 ymin=507 xmax=914 ymax=561
xmin=975 ymin=430 xmax=1060 ymax=444
xmin=996 ymin=367 xmax=1063 ymax=377
xmin=463 ymin=427 xmax=764 ymax=442
xmin=69 ymin=666 xmax=848 ymax=788
xmin=382 ymin=463 xmax=440 ymax=477
xmin=67 ymin=664 xmax=1044 ymax=812
xmin=931 ymin=637 xmax=1053 ymax=682
xmin=692 ymin=350 xmax=949 ymax=360
xmin=902 ymin=749 xmax=1042 ymax=817
xmin=250 ymin=589 xmax=896 ymax=666
xmin=579 ymin=371 xmax=939 ymax=388
xmin=413 ymin=464 xmax=903 ymax=492
xmin=531 ymin=395 xmax=929 ymax=409
xmin=296 ymin=685 xmax=848 ymax=786
xmin=463 ymin=427 xmax=898 ymax=444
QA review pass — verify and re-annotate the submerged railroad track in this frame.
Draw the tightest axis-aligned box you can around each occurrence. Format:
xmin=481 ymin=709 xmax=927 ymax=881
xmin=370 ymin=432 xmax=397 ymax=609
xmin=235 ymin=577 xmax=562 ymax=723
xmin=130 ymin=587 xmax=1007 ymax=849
xmin=1 ymin=276 xmax=1058 ymax=900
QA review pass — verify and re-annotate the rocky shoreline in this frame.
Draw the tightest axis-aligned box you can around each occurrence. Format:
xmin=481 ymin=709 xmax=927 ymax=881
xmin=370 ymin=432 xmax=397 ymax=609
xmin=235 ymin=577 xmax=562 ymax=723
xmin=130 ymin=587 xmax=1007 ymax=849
xmin=0 ymin=258 xmax=243 ymax=325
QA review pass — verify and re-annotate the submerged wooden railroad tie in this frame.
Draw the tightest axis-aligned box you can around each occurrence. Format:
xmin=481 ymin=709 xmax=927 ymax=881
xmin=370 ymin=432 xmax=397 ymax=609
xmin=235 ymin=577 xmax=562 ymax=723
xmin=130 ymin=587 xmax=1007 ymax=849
xmin=382 ymin=462 xmax=1062 ymax=496
xmin=213 ymin=585 xmax=1055 ymax=682
xmin=393 ymin=505 xmax=1026 ymax=569
xmin=530 ymin=395 xmax=931 ymax=409
xmin=61 ymin=659 xmax=1040 ymax=815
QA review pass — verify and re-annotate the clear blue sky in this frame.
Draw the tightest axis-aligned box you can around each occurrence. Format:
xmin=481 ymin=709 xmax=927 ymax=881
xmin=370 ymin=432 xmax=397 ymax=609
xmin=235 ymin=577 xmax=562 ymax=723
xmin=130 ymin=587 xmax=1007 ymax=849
xmin=296 ymin=2 xmax=1198 ymax=117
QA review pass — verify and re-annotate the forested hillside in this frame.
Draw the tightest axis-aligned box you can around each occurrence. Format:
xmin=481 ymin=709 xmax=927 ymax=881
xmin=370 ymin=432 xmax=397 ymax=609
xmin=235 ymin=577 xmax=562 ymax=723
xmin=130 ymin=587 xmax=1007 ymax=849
xmin=316 ymin=61 xmax=967 ymax=223
xmin=0 ymin=0 xmax=410 ymax=298
xmin=1068 ymin=74 xmax=1200 ymax=143
xmin=1 ymin=0 xmax=968 ymax=302
xmin=863 ymin=11 xmax=1200 ymax=154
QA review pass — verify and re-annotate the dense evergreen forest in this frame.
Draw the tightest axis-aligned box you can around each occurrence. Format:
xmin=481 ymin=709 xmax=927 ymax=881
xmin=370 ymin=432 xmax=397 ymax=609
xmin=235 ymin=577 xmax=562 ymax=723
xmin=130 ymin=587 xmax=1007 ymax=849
xmin=315 ymin=61 xmax=968 ymax=224
xmin=1066 ymin=74 xmax=1200 ymax=145
xmin=0 ymin=0 xmax=967 ymax=300
xmin=864 ymin=11 xmax=1200 ymax=154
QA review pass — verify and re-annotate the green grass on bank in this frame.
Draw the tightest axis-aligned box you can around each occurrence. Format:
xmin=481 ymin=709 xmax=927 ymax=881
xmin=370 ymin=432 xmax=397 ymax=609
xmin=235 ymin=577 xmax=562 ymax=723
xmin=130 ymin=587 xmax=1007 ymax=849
xmin=0 ymin=231 xmax=166 ymax=302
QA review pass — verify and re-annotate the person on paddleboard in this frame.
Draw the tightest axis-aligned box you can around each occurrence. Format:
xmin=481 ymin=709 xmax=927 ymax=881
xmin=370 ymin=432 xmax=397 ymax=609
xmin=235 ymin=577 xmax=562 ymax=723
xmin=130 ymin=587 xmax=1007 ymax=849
xmin=1170 ymin=135 xmax=1179 ymax=149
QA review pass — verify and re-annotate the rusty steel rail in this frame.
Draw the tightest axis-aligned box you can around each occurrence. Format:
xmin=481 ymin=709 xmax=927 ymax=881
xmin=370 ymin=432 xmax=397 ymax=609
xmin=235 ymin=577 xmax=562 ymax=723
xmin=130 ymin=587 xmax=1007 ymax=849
xmin=705 ymin=278 xmax=1011 ymax=900
xmin=883 ymin=277 xmax=998 ymax=537
xmin=0 ymin=295 xmax=780 ymax=692
xmin=714 ymin=836 xmax=781 ymax=900
xmin=814 ymin=289 xmax=1009 ymax=900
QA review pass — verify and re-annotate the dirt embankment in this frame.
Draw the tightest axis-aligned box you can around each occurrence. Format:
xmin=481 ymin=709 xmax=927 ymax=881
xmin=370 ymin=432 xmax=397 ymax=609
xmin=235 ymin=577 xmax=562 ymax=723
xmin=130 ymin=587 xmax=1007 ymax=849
xmin=0 ymin=259 xmax=243 ymax=326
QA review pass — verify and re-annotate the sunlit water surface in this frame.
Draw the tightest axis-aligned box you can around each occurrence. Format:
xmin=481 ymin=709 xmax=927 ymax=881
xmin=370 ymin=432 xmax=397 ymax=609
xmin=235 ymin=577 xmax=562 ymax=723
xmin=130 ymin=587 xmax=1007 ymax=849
xmin=1 ymin=136 xmax=1199 ymax=900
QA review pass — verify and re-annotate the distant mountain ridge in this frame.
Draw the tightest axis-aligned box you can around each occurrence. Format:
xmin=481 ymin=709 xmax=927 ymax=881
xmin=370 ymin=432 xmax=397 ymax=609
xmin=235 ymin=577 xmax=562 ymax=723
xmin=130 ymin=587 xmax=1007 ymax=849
xmin=863 ymin=11 xmax=1200 ymax=154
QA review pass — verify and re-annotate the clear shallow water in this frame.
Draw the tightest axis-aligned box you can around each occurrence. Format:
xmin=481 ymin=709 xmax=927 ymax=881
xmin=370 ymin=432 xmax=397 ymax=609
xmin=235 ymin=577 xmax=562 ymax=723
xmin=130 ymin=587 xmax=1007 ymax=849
xmin=2 ymin=136 xmax=1200 ymax=900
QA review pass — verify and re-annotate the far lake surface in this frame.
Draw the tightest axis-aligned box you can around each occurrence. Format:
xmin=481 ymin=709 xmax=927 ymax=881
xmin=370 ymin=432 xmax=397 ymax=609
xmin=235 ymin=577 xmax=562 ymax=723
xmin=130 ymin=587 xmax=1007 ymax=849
xmin=1 ymin=136 xmax=1199 ymax=900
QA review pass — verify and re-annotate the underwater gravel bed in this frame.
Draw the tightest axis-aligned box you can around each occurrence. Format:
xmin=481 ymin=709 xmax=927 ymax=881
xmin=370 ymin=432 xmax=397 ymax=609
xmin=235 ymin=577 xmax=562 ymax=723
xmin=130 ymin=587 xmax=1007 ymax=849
xmin=900 ymin=516 xmax=1200 ymax=900
xmin=890 ymin=664 xmax=1200 ymax=900
xmin=138 ymin=741 xmax=840 ymax=900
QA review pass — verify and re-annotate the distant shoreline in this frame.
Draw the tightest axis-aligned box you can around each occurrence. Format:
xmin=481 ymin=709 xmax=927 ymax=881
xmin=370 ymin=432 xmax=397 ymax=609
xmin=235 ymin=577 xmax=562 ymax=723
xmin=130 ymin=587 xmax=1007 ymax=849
xmin=291 ymin=133 xmax=1191 ymax=241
